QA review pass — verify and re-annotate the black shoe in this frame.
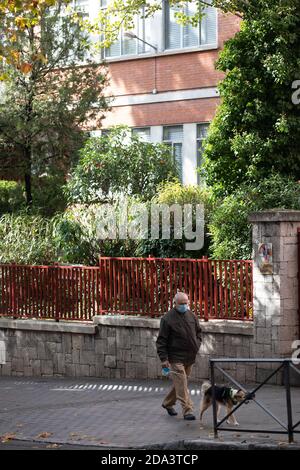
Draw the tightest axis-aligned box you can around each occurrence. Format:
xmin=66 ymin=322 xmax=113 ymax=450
xmin=162 ymin=404 xmax=178 ymax=416
xmin=184 ymin=414 xmax=196 ymax=420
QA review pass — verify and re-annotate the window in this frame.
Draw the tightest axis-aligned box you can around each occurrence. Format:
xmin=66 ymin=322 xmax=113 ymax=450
xmin=73 ymin=0 xmax=90 ymax=19
xmin=104 ymin=6 xmax=151 ymax=58
xmin=132 ymin=127 xmax=151 ymax=142
xmin=196 ymin=123 xmax=209 ymax=185
xmin=165 ymin=0 xmax=217 ymax=50
xmin=163 ymin=126 xmax=183 ymax=182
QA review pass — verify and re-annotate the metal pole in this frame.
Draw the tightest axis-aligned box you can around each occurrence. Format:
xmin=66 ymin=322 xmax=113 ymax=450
xmin=284 ymin=361 xmax=294 ymax=443
xmin=210 ymin=360 xmax=218 ymax=438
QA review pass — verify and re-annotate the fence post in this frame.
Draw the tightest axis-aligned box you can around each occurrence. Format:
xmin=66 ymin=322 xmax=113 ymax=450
xmin=210 ymin=360 xmax=218 ymax=439
xmin=284 ymin=360 xmax=294 ymax=443
xmin=202 ymin=257 xmax=209 ymax=321
xmin=99 ymin=256 xmax=103 ymax=315
xmin=51 ymin=264 xmax=59 ymax=322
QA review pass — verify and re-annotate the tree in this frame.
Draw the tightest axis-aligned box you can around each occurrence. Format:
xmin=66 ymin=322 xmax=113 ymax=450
xmin=66 ymin=126 xmax=178 ymax=203
xmin=202 ymin=0 xmax=300 ymax=195
xmin=80 ymin=1 xmax=243 ymax=48
xmin=0 ymin=1 xmax=71 ymax=66
xmin=0 ymin=3 xmax=109 ymax=206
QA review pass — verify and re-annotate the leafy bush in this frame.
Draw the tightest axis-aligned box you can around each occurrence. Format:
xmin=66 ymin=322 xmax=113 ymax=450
xmin=0 ymin=213 xmax=56 ymax=264
xmin=0 ymin=180 xmax=24 ymax=214
xmin=31 ymin=173 xmax=68 ymax=216
xmin=209 ymin=174 xmax=300 ymax=259
xmin=66 ymin=126 xmax=178 ymax=203
xmin=135 ymin=180 xmax=214 ymax=258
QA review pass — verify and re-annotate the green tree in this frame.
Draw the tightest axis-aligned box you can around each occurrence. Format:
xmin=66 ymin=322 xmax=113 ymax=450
xmin=0 ymin=3 xmax=108 ymax=206
xmin=202 ymin=0 xmax=300 ymax=195
xmin=209 ymin=174 xmax=300 ymax=259
xmin=66 ymin=126 xmax=178 ymax=203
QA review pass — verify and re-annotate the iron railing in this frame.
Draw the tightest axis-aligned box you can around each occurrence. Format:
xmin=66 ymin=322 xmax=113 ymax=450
xmin=210 ymin=358 xmax=300 ymax=443
xmin=0 ymin=258 xmax=253 ymax=321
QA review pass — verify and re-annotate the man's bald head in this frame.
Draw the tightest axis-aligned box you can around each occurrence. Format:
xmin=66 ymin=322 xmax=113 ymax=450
xmin=173 ymin=292 xmax=189 ymax=307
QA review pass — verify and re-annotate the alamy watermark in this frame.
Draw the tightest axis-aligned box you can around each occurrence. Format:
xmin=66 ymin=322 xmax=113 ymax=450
xmin=291 ymin=340 xmax=300 ymax=365
xmin=94 ymin=200 xmax=205 ymax=251
xmin=292 ymin=80 xmax=300 ymax=105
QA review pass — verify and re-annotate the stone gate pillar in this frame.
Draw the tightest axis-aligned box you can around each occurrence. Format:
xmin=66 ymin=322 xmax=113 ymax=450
xmin=249 ymin=210 xmax=300 ymax=383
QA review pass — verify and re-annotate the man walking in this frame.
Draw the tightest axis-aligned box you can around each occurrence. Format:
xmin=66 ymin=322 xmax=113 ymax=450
xmin=156 ymin=292 xmax=202 ymax=420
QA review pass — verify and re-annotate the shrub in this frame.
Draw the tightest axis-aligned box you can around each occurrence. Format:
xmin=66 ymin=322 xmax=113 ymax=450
xmin=209 ymin=174 xmax=300 ymax=259
xmin=0 ymin=180 xmax=24 ymax=214
xmin=66 ymin=126 xmax=178 ymax=204
xmin=0 ymin=213 xmax=56 ymax=264
xmin=135 ymin=180 xmax=214 ymax=258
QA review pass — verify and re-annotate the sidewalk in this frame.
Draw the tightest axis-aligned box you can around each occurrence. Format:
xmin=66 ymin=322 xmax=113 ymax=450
xmin=0 ymin=376 xmax=300 ymax=450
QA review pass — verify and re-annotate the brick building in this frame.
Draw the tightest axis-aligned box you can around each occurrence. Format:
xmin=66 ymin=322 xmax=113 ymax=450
xmin=78 ymin=1 xmax=240 ymax=185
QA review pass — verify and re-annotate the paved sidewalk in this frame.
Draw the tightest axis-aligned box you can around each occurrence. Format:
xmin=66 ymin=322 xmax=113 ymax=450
xmin=0 ymin=376 xmax=300 ymax=449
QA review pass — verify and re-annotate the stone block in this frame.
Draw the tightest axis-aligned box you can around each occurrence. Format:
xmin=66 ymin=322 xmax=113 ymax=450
xmin=72 ymin=335 xmax=83 ymax=350
xmin=75 ymin=364 xmax=90 ymax=377
xmin=125 ymin=362 xmax=136 ymax=379
xmin=0 ymin=363 xmax=12 ymax=376
xmin=41 ymin=360 xmax=54 ymax=376
xmin=11 ymin=358 xmax=24 ymax=372
xmin=104 ymin=355 xmax=116 ymax=368
xmin=107 ymin=337 xmax=116 ymax=355
xmin=72 ymin=349 xmax=80 ymax=364
xmin=95 ymin=339 xmax=106 ymax=355
xmin=62 ymin=335 xmax=72 ymax=354
xmin=65 ymin=364 xmax=75 ymax=377
xmin=116 ymin=329 xmax=130 ymax=349
xmin=80 ymin=350 xmax=95 ymax=366
xmin=84 ymin=335 xmax=95 ymax=351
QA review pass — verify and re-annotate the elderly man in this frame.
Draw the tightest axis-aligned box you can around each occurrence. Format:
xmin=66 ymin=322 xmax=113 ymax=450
xmin=156 ymin=292 xmax=202 ymax=420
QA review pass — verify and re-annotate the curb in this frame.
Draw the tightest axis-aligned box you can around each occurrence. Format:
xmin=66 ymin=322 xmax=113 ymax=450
xmin=137 ymin=438 xmax=300 ymax=451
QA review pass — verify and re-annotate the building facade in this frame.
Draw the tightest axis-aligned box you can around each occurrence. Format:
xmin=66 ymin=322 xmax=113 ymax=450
xmin=78 ymin=0 xmax=241 ymax=185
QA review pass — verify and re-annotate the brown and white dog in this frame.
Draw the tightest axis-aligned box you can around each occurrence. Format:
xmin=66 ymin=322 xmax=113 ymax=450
xmin=200 ymin=381 xmax=248 ymax=426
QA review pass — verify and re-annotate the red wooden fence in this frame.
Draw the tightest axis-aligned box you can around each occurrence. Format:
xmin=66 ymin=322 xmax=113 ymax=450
xmin=0 ymin=258 xmax=253 ymax=321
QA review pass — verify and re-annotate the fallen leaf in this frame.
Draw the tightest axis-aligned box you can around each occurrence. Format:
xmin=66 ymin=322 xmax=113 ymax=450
xmin=0 ymin=433 xmax=16 ymax=443
xmin=37 ymin=432 xmax=53 ymax=439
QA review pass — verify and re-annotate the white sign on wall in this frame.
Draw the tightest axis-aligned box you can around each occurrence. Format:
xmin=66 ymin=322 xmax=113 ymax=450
xmin=0 ymin=341 xmax=6 ymax=364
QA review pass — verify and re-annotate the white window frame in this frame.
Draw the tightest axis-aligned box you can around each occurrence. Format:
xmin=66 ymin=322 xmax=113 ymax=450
xmin=164 ymin=0 xmax=217 ymax=52
xmin=196 ymin=122 xmax=209 ymax=185
xmin=163 ymin=125 xmax=184 ymax=183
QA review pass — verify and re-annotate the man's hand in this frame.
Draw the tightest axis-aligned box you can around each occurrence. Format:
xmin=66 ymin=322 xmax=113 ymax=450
xmin=162 ymin=361 xmax=170 ymax=368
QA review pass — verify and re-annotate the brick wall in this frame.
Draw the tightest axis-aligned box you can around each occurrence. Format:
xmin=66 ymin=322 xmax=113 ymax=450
xmin=100 ymin=11 xmax=240 ymax=128
xmin=102 ymin=97 xmax=220 ymax=128
xmin=106 ymin=12 xmax=240 ymax=97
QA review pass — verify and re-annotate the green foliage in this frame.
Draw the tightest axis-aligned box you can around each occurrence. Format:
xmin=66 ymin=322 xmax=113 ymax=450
xmin=66 ymin=126 xmax=178 ymax=203
xmin=135 ymin=180 xmax=213 ymax=258
xmin=0 ymin=213 xmax=56 ymax=264
xmin=31 ymin=173 xmax=68 ymax=216
xmin=209 ymin=174 xmax=300 ymax=259
xmin=0 ymin=3 xmax=108 ymax=205
xmin=0 ymin=180 xmax=25 ymax=214
xmin=203 ymin=0 xmax=300 ymax=195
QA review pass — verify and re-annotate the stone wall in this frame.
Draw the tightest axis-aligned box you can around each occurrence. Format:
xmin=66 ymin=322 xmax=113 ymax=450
xmin=0 ymin=316 xmax=254 ymax=383
xmin=249 ymin=211 xmax=300 ymax=384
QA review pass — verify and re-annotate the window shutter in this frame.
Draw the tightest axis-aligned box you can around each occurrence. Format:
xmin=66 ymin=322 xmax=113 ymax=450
xmin=132 ymin=128 xmax=151 ymax=142
xmin=166 ymin=5 xmax=181 ymax=49
xmin=202 ymin=4 xmax=217 ymax=45
xmin=163 ymin=126 xmax=183 ymax=182
xmin=183 ymin=2 xmax=199 ymax=48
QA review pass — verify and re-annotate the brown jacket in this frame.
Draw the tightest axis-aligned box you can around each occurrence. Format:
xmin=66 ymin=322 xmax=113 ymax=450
xmin=156 ymin=308 xmax=202 ymax=365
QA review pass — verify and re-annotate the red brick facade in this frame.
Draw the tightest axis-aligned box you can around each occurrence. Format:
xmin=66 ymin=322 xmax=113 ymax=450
xmin=102 ymin=11 xmax=240 ymax=128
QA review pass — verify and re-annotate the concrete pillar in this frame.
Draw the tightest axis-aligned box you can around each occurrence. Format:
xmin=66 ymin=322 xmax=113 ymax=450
xmin=249 ymin=211 xmax=300 ymax=383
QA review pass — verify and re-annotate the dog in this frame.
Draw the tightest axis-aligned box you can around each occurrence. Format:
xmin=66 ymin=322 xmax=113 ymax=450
xmin=200 ymin=381 xmax=248 ymax=426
